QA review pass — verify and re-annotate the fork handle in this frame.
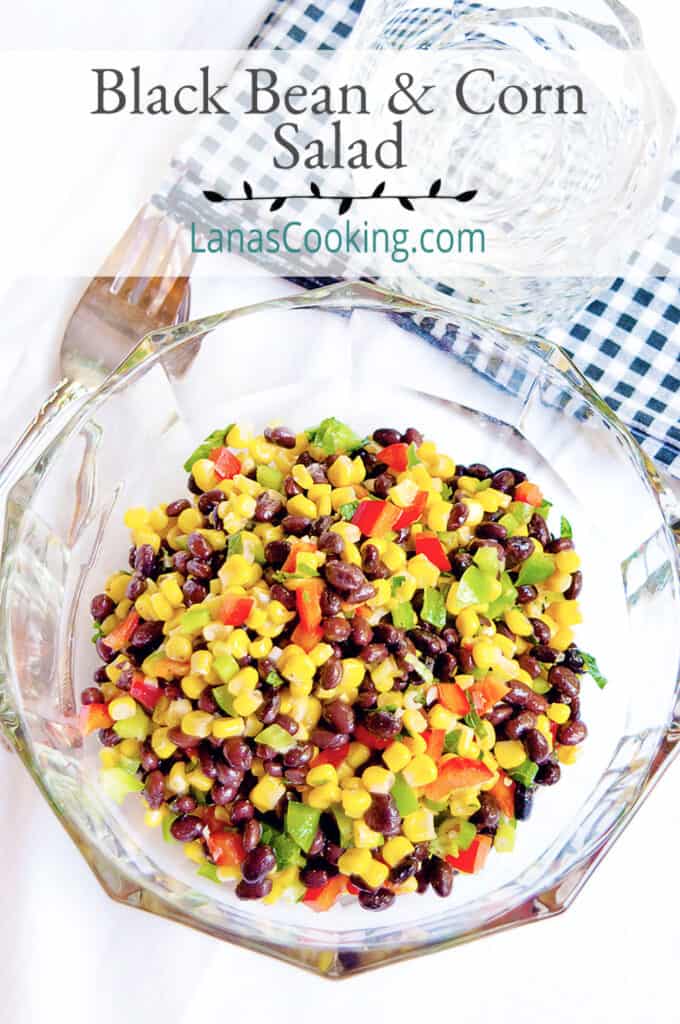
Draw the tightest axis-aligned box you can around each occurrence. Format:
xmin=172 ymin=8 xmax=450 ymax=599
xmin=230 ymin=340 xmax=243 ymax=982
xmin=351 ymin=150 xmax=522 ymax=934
xmin=0 ymin=377 xmax=87 ymax=487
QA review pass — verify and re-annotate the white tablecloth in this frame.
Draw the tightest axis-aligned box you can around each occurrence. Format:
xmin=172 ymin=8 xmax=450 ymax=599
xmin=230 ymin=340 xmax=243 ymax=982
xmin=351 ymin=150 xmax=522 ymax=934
xmin=2 ymin=3 xmax=679 ymax=1021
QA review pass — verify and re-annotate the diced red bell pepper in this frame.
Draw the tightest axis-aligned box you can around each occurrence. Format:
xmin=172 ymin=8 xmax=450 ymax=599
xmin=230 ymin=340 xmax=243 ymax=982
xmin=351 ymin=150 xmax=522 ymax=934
xmin=423 ymin=756 xmax=494 ymax=801
xmin=446 ymin=834 xmax=492 ymax=874
xmin=549 ymin=720 xmax=558 ymax=743
xmin=129 ymin=673 xmax=162 ymax=711
xmin=353 ymin=723 xmax=392 ymax=751
xmin=378 ymin=443 xmax=409 ymax=473
xmin=291 ymin=621 xmax=323 ymax=653
xmin=310 ymin=741 xmax=350 ymax=769
xmin=393 ymin=490 xmax=428 ymax=530
xmin=102 ymin=610 xmax=140 ymax=653
xmin=469 ymin=677 xmax=510 ymax=715
xmin=490 ymin=771 xmax=516 ymax=820
xmin=219 ymin=594 xmax=255 ymax=627
xmin=423 ymin=729 xmax=446 ymax=760
xmin=351 ymin=500 xmax=401 ymax=538
xmin=437 ymin=683 xmax=470 ymax=716
xmin=296 ymin=578 xmax=324 ymax=632
xmin=80 ymin=703 xmax=113 ymax=736
xmin=303 ymin=874 xmax=348 ymax=911
xmin=513 ymin=481 xmax=543 ymax=507
xmin=209 ymin=446 xmax=241 ymax=481
xmin=282 ymin=541 xmax=316 ymax=574
xmin=415 ymin=535 xmax=451 ymax=572
xmin=206 ymin=830 xmax=245 ymax=867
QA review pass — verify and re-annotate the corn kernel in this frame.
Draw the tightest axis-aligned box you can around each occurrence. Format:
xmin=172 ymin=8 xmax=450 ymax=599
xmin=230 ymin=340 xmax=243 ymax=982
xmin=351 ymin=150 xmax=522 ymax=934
xmin=181 ymin=674 xmax=208 ymax=700
xmin=144 ymin=807 xmax=165 ymax=828
xmin=250 ymin=775 xmax=286 ymax=812
xmin=551 ymin=600 xmax=582 ymax=627
xmin=306 ymin=764 xmax=338 ymax=787
xmin=347 ymin=742 xmax=371 ymax=769
xmin=426 ymin=501 xmax=452 ymax=533
xmin=224 ymin=629 xmax=250 ymax=660
xmin=186 ymin=769 xmax=213 ymax=793
xmin=177 ymin=508 xmax=203 ymax=533
xmin=504 ymin=608 xmax=533 ymax=637
xmin=99 ymin=748 xmax=119 ymax=769
xmin=557 ymin=744 xmax=581 ymax=765
xmin=407 ymin=553 xmax=440 ymax=589
xmin=548 ymin=702 xmax=570 ymax=725
xmin=402 ymin=808 xmax=436 ymax=843
xmin=106 ymin=572 xmax=132 ymax=603
xmin=394 ymin=876 xmax=419 ymax=895
xmin=166 ymin=634 xmax=192 ymax=662
xmin=233 ymin=691 xmax=263 ymax=717
xmin=210 ymin=715 xmax=244 ymax=740
xmin=383 ymin=741 xmax=412 ymax=773
xmin=361 ymin=765 xmax=395 ymax=794
xmin=456 ymin=609 xmax=480 ymax=639
xmin=327 ymin=455 xmax=353 ymax=488
xmin=307 ymin=781 xmax=341 ymax=810
xmin=476 ymin=720 xmax=496 ymax=752
xmin=382 ymin=836 xmax=414 ymax=867
xmin=149 ymin=592 xmax=174 ymax=622
xmin=338 ymin=848 xmax=372 ymax=876
xmin=353 ymin=819 xmax=384 ymax=849
xmin=552 ymin=627 xmax=574 ymax=652
xmin=309 ymin=643 xmax=334 ymax=667
xmin=402 ymin=708 xmax=428 ymax=736
xmin=404 ymin=734 xmax=427 ymax=756
xmin=341 ymin=658 xmax=366 ymax=690
xmin=181 ymin=710 xmax=214 ymax=738
xmin=124 ymin=506 xmax=150 ymax=530
xmin=331 ymin=485 xmax=357 ymax=511
xmin=472 ymin=639 xmax=500 ymax=671
xmin=286 ymin=494 xmax=317 ymax=519
xmin=291 ymin=463 xmax=314 ymax=490
xmin=183 ymin=840 xmax=206 ymax=865
xmin=494 ymin=740 xmax=527 ymax=770
xmin=191 ymin=458 xmax=219 ymax=492
xmin=378 ymin=691 xmax=405 ymax=710
xmin=227 ymin=666 xmax=259 ymax=696
xmin=167 ymin=761 xmax=189 ymax=795
xmin=554 ymin=549 xmax=581 ymax=574
xmin=363 ymin=859 xmax=390 ymax=889
xmin=455 ymin=725 xmax=479 ymax=759
xmin=389 ymin=478 xmax=419 ymax=508
xmin=341 ymin=787 xmax=372 ymax=819
xmin=428 ymin=704 xmax=456 ymax=732
xmin=402 ymin=754 xmax=438 ymax=788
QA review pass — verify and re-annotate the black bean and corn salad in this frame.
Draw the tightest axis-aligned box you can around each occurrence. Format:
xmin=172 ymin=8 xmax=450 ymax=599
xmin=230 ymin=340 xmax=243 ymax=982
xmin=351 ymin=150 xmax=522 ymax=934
xmin=82 ymin=417 xmax=606 ymax=912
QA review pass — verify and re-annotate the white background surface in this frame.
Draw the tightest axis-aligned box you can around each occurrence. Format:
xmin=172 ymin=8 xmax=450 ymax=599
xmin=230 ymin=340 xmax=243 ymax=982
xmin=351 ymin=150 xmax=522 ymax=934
xmin=1 ymin=3 xmax=679 ymax=1022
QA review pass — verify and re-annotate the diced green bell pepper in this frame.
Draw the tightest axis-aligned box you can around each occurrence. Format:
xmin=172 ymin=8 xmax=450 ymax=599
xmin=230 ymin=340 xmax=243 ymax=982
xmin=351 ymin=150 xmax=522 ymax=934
xmin=178 ymin=606 xmax=212 ymax=635
xmin=113 ymin=708 xmax=150 ymax=742
xmin=117 ymin=755 xmax=141 ymax=776
xmin=338 ymin=500 xmax=359 ymax=521
xmin=197 ymin=862 xmax=221 ymax=883
xmin=333 ymin=806 xmax=354 ymax=848
xmin=457 ymin=565 xmax=498 ymax=606
xmin=516 ymin=551 xmax=555 ymax=586
xmin=494 ymin=816 xmax=517 ymax=853
xmin=473 ymin=545 xmax=500 ymax=575
xmin=162 ymin=812 xmax=178 ymax=843
xmin=443 ymin=729 xmax=462 ymax=754
xmin=487 ymin=572 xmax=518 ymax=619
xmin=99 ymin=766 xmax=145 ymax=804
xmin=212 ymin=684 xmax=237 ymax=716
xmin=421 ymin=586 xmax=446 ymax=630
xmin=227 ymin=532 xmax=244 ymax=556
xmin=266 ymin=669 xmax=285 ymax=688
xmin=256 ymin=465 xmax=284 ymax=492
xmin=392 ymin=601 xmax=417 ymax=630
xmin=285 ymin=802 xmax=321 ymax=853
xmin=255 ymin=723 xmax=297 ymax=753
xmin=213 ymin=654 xmax=239 ymax=684
xmin=306 ymin=416 xmax=361 ymax=455
xmin=391 ymin=773 xmax=419 ymax=816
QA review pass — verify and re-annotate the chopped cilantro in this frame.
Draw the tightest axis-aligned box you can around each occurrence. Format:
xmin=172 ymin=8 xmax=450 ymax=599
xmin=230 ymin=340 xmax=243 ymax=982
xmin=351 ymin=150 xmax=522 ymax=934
xmin=407 ymin=442 xmax=421 ymax=468
xmin=390 ymin=575 xmax=406 ymax=597
xmin=560 ymin=515 xmax=573 ymax=539
xmin=183 ymin=425 xmax=234 ymax=473
xmin=582 ymin=651 xmax=608 ymax=689
xmin=306 ymin=417 xmax=362 ymax=455
xmin=339 ymin=500 xmax=359 ymax=521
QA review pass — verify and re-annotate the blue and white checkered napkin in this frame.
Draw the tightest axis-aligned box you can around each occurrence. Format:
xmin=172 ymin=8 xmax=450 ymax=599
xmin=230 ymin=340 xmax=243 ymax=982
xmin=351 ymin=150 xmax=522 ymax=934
xmin=158 ymin=0 xmax=680 ymax=475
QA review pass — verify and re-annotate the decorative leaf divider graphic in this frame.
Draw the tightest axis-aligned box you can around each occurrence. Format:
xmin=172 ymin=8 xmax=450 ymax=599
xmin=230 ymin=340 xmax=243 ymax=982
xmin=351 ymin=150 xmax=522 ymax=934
xmin=203 ymin=179 xmax=477 ymax=215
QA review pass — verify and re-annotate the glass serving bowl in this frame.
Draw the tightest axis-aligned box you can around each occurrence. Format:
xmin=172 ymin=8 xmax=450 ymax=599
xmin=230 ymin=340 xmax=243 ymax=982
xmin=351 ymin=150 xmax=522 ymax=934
xmin=1 ymin=281 xmax=679 ymax=977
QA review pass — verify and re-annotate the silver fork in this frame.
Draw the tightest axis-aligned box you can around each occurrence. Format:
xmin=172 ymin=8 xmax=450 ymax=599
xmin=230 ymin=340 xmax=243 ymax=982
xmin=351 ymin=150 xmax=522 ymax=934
xmin=0 ymin=202 xmax=194 ymax=476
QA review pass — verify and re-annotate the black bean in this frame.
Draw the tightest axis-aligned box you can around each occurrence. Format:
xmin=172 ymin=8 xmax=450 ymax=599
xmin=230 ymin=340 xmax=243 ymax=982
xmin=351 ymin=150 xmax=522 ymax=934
xmin=264 ymin=425 xmax=297 ymax=449
xmin=98 ymin=726 xmax=121 ymax=747
xmin=351 ymin=618 xmax=373 ymax=648
xmin=363 ymin=710 xmax=400 ymax=740
xmin=140 ymin=744 xmax=159 ymax=772
xmin=166 ymin=498 xmax=191 ymax=518
xmin=235 ymin=878 xmax=273 ymax=900
xmin=411 ymin=628 xmax=446 ymax=658
xmin=477 ymin=522 xmax=508 ymax=542
xmin=528 ymin=513 xmax=550 ymax=548
xmin=134 ymin=544 xmax=157 ymax=579
xmin=272 ymin=715 xmax=296 ymax=738
xmin=466 ymin=463 xmax=492 ymax=480
xmin=323 ymin=700 xmax=355 ymax=734
xmin=485 ymin=703 xmax=514 ymax=727
xmin=525 ymin=728 xmax=551 ymax=764
xmin=361 ymin=643 xmax=389 ymax=666
xmin=231 ymin=799 xmax=254 ymax=824
xmin=548 ymin=665 xmax=580 ymax=699
xmin=529 ymin=618 xmax=550 ymax=646
xmin=185 ymin=558 xmax=212 ymax=581
xmin=320 ymin=589 xmax=342 ymax=617
xmin=373 ymin=428 xmax=402 ymax=446
xmin=447 ymin=503 xmax=469 ymax=530
xmin=358 ymin=888 xmax=395 ymax=911
xmin=514 ymin=783 xmax=534 ymax=820
xmin=92 ymin=666 xmax=109 ymax=684
xmin=324 ymin=561 xmax=366 ymax=594
xmin=516 ymin=584 xmax=538 ymax=604
xmin=371 ymin=472 xmax=395 ymax=499
xmin=269 ymin=581 xmax=296 ymax=611
xmin=547 ymin=537 xmax=574 ymax=554
xmin=565 ymin=571 xmax=583 ymax=600
xmin=187 ymin=473 xmax=201 ymax=495
xmin=449 ymin=551 xmax=473 ymax=578
xmin=415 ymin=866 xmax=431 ymax=894
xmin=364 ymin=794 xmax=401 ymax=836
xmin=172 ymin=551 xmax=191 ymax=575
xmin=242 ymin=845 xmax=276 ymax=883
xmin=345 ymin=582 xmax=377 ymax=604
xmin=182 ymin=579 xmax=207 ymax=606
xmin=211 ymin=779 xmax=241 ymax=805
xmin=144 ymin=770 xmax=165 ymax=809
xmin=175 ymin=794 xmax=197 ymax=814
xmin=504 ymin=680 xmax=548 ymax=713
xmin=198 ymin=490 xmax=224 ymax=514
xmin=171 ymin=815 xmax=203 ymax=842
xmin=323 ymin=617 xmax=351 ymax=643
xmin=285 ymin=768 xmax=308 ymax=785
xmin=402 ymin=427 xmax=424 ymax=447
xmin=255 ymin=492 xmax=284 ymax=523
xmin=91 ymin=593 xmax=115 ymax=621
xmin=557 ymin=720 xmax=587 ymax=745
xmin=198 ymin=747 xmax=218 ymax=779
xmin=242 ymin=819 xmax=262 ymax=854
xmin=311 ymin=515 xmax=334 ymax=538
xmin=310 ymin=728 xmax=348 ymax=750
xmin=563 ymin=646 xmax=585 ymax=673
xmin=283 ymin=743 xmax=313 ymax=768
xmin=517 ymin=654 xmax=541 ymax=679
xmin=223 ymin=737 xmax=253 ymax=772
xmin=457 ymin=647 xmax=475 ymax=673
xmin=186 ymin=532 xmax=212 ymax=560
xmin=124 ymin=574 xmax=145 ymax=601
xmin=536 ymin=760 xmax=561 ymax=786
xmin=130 ymin=620 xmax=164 ymax=650
xmin=81 ymin=686 xmax=104 ymax=705
xmin=357 ymin=679 xmax=378 ymax=709
xmin=504 ymin=711 xmax=536 ymax=740
xmin=198 ymin=688 xmax=218 ymax=714
xmin=281 ymin=514 xmax=312 ymax=536
xmin=283 ymin=476 xmax=302 ymax=498
xmin=307 ymin=831 xmax=326 ymax=858
xmin=95 ymin=637 xmax=117 ymax=663
xmin=318 ymin=531 xmax=344 ymax=558
xmin=167 ymin=727 xmax=197 ymax=749
xmin=504 ymin=537 xmax=535 ymax=569
xmin=301 ymin=868 xmax=329 ymax=889
xmin=491 ymin=469 xmax=515 ymax=493
xmin=319 ymin=658 xmax=342 ymax=691
xmin=531 ymin=644 xmax=558 ymax=664
xmin=430 ymin=857 xmax=454 ymax=897
xmin=390 ymin=855 xmax=419 ymax=885
xmin=470 ymin=793 xmax=500 ymax=834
